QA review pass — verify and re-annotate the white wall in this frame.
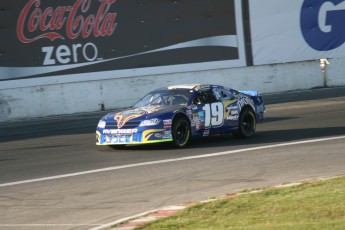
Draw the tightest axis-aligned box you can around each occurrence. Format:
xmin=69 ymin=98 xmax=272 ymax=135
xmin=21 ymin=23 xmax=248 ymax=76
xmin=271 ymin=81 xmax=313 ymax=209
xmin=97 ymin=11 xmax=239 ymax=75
xmin=0 ymin=59 xmax=329 ymax=122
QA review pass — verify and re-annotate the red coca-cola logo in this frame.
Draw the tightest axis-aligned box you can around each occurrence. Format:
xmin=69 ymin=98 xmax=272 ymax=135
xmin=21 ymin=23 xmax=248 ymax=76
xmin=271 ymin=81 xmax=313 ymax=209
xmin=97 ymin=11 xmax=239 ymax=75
xmin=17 ymin=0 xmax=117 ymax=44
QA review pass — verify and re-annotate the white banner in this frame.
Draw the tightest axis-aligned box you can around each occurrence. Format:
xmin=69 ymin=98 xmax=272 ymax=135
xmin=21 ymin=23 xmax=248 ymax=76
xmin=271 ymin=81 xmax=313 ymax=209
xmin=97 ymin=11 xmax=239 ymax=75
xmin=250 ymin=0 xmax=345 ymax=65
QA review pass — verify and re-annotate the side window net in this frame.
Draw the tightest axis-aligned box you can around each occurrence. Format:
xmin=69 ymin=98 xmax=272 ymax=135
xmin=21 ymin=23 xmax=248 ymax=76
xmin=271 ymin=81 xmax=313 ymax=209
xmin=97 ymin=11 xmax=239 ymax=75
xmin=193 ymin=91 xmax=217 ymax=104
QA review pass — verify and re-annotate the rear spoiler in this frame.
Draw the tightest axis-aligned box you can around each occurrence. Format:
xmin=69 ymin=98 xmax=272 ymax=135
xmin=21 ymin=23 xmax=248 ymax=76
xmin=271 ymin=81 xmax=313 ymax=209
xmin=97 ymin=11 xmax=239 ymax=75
xmin=239 ymin=90 xmax=259 ymax=96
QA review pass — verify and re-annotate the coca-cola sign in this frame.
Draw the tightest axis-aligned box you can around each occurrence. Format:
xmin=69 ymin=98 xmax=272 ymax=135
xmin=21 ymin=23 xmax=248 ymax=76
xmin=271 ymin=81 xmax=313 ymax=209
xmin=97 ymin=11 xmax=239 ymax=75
xmin=0 ymin=0 xmax=244 ymax=82
xmin=17 ymin=0 xmax=117 ymax=43
xmin=14 ymin=0 xmax=118 ymax=66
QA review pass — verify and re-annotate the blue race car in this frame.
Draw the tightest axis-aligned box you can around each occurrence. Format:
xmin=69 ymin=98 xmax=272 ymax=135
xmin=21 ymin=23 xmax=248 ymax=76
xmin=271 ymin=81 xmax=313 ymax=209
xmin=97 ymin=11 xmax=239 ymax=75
xmin=96 ymin=84 xmax=265 ymax=148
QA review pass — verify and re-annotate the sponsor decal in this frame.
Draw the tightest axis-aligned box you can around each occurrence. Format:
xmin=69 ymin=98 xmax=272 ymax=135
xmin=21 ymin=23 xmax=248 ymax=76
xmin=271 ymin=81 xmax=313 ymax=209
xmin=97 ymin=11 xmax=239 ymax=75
xmin=17 ymin=0 xmax=118 ymax=66
xmin=301 ymin=0 xmax=345 ymax=51
xmin=105 ymin=134 xmax=133 ymax=143
xmin=198 ymin=111 xmax=205 ymax=121
xmin=230 ymin=109 xmax=239 ymax=115
xmin=195 ymin=121 xmax=201 ymax=131
xmin=119 ymin=135 xmax=127 ymax=143
xmin=103 ymin=129 xmax=138 ymax=134
xmin=192 ymin=111 xmax=205 ymax=123
xmin=193 ymin=113 xmax=199 ymax=121
xmin=163 ymin=119 xmax=172 ymax=128
xmin=155 ymin=133 xmax=163 ymax=139
xmin=114 ymin=109 xmax=145 ymax=128
xmin=237 ymin=97 xmax=255 ymax=110
xmin=229 ymin=105 xmax=239 ymax=115
xmin=227 ymin=115 xmax=239 ymax=121
xmin=162 ymin=131 xmax=172 ymax=139
xmin=17 ymin=0 xmax=117 ymax=43
xmin=203 ymin=129 xmax=210 ymax=136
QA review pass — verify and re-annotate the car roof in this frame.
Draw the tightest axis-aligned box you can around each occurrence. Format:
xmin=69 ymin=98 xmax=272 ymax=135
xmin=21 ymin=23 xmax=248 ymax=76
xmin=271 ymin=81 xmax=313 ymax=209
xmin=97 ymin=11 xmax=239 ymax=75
xmin=168 ymin=84 xmax=223 ymax=90
xmin=167 ymin=84 xmax=202 ymax=90
xmin=154 ymin=84 xmax=225 ymax=92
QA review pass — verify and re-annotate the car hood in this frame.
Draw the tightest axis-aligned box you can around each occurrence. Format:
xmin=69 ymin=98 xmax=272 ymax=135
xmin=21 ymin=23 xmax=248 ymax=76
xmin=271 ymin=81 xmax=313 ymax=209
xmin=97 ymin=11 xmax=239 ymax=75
xmin=102 ymin=105 xmax=185 ymax=123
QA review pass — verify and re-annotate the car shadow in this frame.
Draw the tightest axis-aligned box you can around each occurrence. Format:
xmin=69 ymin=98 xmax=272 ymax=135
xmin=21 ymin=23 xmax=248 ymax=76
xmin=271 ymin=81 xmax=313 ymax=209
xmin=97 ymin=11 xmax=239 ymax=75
xmin=261 ymin=116 xmax=296 ymax=123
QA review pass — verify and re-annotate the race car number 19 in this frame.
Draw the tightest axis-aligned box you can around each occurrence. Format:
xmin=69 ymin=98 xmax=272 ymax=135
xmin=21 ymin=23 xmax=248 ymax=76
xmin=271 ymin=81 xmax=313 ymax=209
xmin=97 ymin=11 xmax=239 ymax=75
xmin=203 ymin=102 xmax=224 ymax=128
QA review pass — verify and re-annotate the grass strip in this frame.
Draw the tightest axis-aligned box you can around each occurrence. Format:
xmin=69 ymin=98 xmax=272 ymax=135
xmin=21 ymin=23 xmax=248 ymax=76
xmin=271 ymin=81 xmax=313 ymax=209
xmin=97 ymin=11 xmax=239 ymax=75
xmin=138 ymin=176 xmax=345 ymax=230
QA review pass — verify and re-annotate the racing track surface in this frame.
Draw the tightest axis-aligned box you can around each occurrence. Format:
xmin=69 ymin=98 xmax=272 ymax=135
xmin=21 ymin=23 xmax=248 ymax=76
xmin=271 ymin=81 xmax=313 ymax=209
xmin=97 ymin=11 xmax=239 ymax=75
xmin=0 ymin=87 xmax=345 ymax=230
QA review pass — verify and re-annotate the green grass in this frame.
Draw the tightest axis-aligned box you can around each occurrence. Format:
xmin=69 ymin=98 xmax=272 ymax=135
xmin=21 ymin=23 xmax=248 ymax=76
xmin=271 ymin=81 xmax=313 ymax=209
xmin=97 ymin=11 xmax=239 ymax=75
xmin=138 ymin=176 xmax=345 ymax=230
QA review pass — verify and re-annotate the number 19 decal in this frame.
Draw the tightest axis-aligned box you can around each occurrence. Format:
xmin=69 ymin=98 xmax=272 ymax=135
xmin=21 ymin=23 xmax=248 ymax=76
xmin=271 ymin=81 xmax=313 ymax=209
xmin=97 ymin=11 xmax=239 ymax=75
xmin=202 ymin=102 xmax=224 ymax=128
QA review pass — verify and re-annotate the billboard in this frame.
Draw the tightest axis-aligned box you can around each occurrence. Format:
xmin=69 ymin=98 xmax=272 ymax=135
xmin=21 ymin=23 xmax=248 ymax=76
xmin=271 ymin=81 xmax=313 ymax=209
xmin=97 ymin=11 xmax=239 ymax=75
xmin=0 ymin=0 xmax=247 ymax=83
xmin=249 ymin=0 xmax=345 ymax=65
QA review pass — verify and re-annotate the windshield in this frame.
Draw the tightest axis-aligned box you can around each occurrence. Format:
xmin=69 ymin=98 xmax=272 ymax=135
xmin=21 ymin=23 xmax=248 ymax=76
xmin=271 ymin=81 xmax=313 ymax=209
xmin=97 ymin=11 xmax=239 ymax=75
xmin=133 ymin=89 xmax=193 ymax=108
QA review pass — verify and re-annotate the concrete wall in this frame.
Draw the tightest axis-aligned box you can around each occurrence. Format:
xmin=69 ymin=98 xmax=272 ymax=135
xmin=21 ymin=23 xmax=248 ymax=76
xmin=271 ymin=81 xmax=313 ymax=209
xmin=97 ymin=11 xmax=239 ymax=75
xmin=327 ymin=57 xmax=345 ymax=87
xmin=0 ymin=58 xmax=338 ymax=122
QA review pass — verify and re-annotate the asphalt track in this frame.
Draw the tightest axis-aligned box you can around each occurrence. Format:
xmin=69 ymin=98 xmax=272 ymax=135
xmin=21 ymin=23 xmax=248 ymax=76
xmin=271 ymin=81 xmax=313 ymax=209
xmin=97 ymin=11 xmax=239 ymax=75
xmin=0 ymin=87 xmax=344 ymax=230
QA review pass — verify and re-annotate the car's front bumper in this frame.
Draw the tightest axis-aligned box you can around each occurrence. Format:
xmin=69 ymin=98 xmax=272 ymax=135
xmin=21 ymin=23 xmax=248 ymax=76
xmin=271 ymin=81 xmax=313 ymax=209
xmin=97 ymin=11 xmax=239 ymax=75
xmin=96 ymin=129 xmax=173 ymax=145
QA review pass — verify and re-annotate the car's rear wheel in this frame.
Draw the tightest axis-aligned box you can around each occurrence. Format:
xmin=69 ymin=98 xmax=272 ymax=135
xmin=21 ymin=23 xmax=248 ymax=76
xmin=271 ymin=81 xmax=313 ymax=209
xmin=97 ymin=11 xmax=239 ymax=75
xmin=172 ymin=116 xmax=191 ymax=148
xmin=234 ymin=108 xmax=256 ymax=138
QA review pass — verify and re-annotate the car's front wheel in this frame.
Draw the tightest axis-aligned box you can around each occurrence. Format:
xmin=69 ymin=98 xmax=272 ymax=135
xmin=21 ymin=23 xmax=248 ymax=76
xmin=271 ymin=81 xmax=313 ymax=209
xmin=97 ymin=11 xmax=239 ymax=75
xmin=172 ymin=116 xmax=191 ymax=148
xmin=234 ymin=108 xmax=256 ymax=138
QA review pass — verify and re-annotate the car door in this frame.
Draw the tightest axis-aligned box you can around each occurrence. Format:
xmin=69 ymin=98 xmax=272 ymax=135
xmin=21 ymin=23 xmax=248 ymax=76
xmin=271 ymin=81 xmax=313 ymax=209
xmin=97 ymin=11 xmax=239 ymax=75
xmin=191 ymin=88 xmax=225 ymax=136
xmin=214 ymin=87 xmax=240 ymax=131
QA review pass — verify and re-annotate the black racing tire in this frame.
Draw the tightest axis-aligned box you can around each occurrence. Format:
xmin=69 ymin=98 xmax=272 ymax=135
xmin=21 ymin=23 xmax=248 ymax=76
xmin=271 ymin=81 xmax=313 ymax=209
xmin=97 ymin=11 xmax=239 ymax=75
xmin=234 ymin=108 xmax=256 ymax=138
xmin=172 ymin=116 xmax=191 ymax=148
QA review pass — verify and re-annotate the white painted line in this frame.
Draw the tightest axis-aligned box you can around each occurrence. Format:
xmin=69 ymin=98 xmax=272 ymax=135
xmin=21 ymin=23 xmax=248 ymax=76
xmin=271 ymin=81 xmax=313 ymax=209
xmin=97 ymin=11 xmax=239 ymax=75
xmin=1 ymin=135 xmax=345 ymax=188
